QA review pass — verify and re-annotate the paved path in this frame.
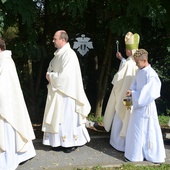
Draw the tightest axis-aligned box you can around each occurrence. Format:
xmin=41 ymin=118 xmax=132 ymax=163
xmin=17 ymin=135 xmax=170 ymax=170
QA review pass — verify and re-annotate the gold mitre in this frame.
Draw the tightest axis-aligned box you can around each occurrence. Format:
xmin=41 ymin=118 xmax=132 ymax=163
xmin=125 ymin=32 xmax=140 ymax=50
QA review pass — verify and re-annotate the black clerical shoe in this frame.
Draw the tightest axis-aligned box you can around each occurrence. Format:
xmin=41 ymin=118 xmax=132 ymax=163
xmin=19 ymin=157 xmax=33 ymax=165
xmin=64 ymin=146 xmax=77 ymax=153
xmin=52 ymin=146 xmax=64 ymax=151
xmin=125 ymin=157 xmax=131 ymax=162
xmin=19 ymin=160 xmax=28 ymax=165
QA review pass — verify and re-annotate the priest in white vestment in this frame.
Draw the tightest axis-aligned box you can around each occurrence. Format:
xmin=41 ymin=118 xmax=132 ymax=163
xmin=103 ymin=32 xmax=140 ymax=152
xmin=0 ymin=39 xmax=36 ymax=170
xmin=42 ymin=30 xmax=91 ymax=153
xmin=125 ymin=49 xmax=166 ymax=163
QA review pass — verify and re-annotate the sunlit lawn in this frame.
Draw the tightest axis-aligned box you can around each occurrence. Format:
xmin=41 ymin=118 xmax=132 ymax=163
xmin=88 ymin=114 xmax=170 ymax=127
xmin=75 ymin=164 xmax=170 ymax=170
xmin=158 ymin=115 xmax=169 ymax=126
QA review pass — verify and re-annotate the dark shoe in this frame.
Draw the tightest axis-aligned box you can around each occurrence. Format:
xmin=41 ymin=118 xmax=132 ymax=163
xmin=64 ymin=147 xmax=77 ymax=153
xmin=153 ymin=162 xmax=162 ymax=164
xmin=52 ymin=146 xmax=64 ymax=151
xmin=125 ymin=157 xmax=131 ymax=162
xmin=19 ymin=157 xmax=34 ymax=165
xmin=19 ymin=160 xmax=28 ymax=165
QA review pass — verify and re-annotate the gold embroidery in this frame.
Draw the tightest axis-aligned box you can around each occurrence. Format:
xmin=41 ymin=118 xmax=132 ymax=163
xmin=73 ymin=135 xmax=78 ymax=140
xmin=62 ymin=135 xmax=66 ymax=142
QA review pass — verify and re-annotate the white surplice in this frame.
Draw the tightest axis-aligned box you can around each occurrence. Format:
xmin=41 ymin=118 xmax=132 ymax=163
xmin=103 ymin=56 xmax=137 ymax=151
xmin=0 ymin=120 xmax=36 ymax=170
xmin=125 ymin=65 xmax=166 ymax=163
xmin=42 ymin=43 xmax=91 ymax=147
xmin=0 ymin=51 xmax=36 ymax=170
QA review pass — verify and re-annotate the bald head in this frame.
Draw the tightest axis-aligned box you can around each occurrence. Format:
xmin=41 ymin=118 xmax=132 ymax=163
xmin=56 ymin=30 xmax=68 ymax=42
xmin=53 ymin=30 xmax=69 ymax=49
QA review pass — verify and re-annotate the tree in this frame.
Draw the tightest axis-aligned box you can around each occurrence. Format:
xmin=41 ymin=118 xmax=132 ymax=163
xmin=94 ymin=0 xmax=170 ymax=117
xmin=0 ymin=0 xmax=169 ymax=122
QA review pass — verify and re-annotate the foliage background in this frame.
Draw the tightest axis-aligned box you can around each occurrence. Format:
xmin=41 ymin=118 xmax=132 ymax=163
xmin=0 ymin=0 xmax=170 ymax=122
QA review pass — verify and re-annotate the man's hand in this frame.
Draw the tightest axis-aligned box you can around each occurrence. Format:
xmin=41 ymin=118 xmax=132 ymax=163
xmin=126 ymin=90 xmax=132 ymax=97
xmin=116 ymin=52 xmax=123 ymax=60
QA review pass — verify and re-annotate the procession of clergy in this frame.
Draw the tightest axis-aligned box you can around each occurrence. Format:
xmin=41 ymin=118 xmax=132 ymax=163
xmin=0 ymin=30 xmax=166 ymax=170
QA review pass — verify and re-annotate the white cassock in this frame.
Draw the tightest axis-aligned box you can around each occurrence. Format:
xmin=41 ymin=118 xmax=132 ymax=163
xmin=0 ymin=51 xmax=36 ymax=170
xmin=103 ymin=56 xmax=137 ymax=152
xmin=42 ymin=43 xmax=91 ymax=147
xmin=125 ymin=65 xmax=166 ymax=163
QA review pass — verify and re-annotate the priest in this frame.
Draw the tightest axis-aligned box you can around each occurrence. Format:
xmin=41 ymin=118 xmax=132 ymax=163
xmin=103 ymin=32 xmax=140 ymax=152
xmin=42 ymin=30 xmax=91 ymax=153
xmin=0 ymin=39 xmax=36 ymax=170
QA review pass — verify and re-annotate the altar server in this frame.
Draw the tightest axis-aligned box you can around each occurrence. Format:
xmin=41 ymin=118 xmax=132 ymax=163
xmin=125 ymin=49 xmax=166 ymax=163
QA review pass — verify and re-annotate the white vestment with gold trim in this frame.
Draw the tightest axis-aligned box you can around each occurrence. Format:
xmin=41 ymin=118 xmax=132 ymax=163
xmin=42 ymin=43 xmax=91 ymax=147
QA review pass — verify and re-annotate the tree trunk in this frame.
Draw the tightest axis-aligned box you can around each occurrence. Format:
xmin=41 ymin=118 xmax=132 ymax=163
xmin=95 ymin=31 xmax=114 ymax=118
xmin=27 ymin=58 xmax=37 ymax=121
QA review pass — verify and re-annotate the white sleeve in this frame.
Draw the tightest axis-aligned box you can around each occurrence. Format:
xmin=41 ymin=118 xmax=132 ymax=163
xmin=118 ymin=57 xmax=126 ymax=70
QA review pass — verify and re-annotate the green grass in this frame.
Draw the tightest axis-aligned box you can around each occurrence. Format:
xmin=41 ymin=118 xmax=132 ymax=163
xmin=88 ymin=114 xmax=169 ymax=127
xmin=158 ymin=115 xmax=169 ymax=126
xmin=76 ymin=164 xmax=170 ymax=170
xmin=87 ymin=114 xmax=103 ymax=123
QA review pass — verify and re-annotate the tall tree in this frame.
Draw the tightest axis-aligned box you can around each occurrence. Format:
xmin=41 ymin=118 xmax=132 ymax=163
xmin=0 ymin=0 xmax=169 ymax=122
xmin=94 ymin=0 xmax=170 ymax=117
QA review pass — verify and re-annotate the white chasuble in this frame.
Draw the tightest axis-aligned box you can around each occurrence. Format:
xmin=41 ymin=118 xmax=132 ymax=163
xmin=103 ymin=56 xmax=137 ymax=136
xmin=0 ymin=50 xmax=36 ymax=170
xmin=42 ymin=43 xmax=91 ymax=147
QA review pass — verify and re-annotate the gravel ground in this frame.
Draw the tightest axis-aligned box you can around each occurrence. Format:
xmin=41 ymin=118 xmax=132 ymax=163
xmin=16 ymin=135 xmax=170 ymax=170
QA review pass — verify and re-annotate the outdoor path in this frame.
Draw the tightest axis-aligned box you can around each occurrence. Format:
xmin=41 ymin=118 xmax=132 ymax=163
xmin=16 ymin=126 xmax=170 ymax=170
